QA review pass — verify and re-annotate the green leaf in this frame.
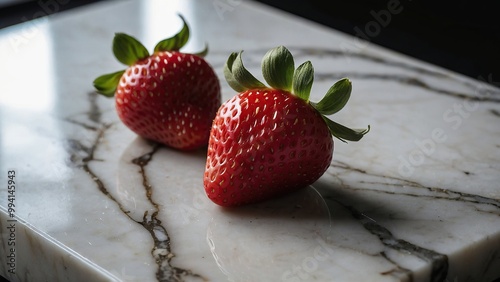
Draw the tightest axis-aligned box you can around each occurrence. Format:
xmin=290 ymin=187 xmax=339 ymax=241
xmin=313 ymin=78 xmax=352 ymax=115
xmin=113 ymin=33 xmax=150 ymax=66
xmin=192 ymin=43 xmax=208 ymax=58
xmin=224 ymin=52 xmax=247 ymax=92
xmin=322 ymin=116 xmax=370 ymax=142
xmin=292 ymin=61 xmax=314 ymax=101
xmin=154 ymin=14 xmax=190 ymax=52
xmin=262 ymin=46 xmax=294 ymax=91
xmin=93 ymin=70 xmax=125 ymax=97
xmin=232 ymin=51 xmax=266 ymax=90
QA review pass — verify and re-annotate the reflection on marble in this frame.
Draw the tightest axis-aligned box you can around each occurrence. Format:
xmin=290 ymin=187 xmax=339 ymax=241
xmin=0 ymin=0 xmax=499 ymax=281
xmin=207 ymin=187 xmax=331 ymax=281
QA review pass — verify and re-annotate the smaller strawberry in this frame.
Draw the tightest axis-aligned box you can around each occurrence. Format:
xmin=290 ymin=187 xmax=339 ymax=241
xmin=204 ymin=46 xmax=369 ymax=206
xmin=93 ymin=15 xmax=221 ymax=150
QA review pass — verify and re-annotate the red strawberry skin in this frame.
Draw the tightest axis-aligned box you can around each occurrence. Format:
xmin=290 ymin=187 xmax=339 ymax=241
xmin=204 ymin=89 xmax=333 ymax=206
xmin=115 ymin=51 xmax=220 ymax=150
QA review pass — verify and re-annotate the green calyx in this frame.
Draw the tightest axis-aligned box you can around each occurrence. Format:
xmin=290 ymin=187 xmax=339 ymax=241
xmin=224 ymin=46 xmax=370 ymax=142
xmin=93 ymin=14 xmax=207 ymax=97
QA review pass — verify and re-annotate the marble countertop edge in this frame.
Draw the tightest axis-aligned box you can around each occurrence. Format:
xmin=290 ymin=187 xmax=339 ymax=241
xmin=0 ymin=208 xmax=118 ymax=282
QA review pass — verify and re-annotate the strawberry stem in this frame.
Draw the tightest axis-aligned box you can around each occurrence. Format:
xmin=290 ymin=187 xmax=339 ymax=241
xmin=311 ymin=78 xmax=352 ymax=115
xmin=292 ymin=61 xmax=314 ymax=101
xmin=322 ymin=117 xmax=371 ymax=142
xmin=224 ymin=53 xmax=247 ymax=92
xmin=262 ymin=45 xmax=294 ymax=91
xmin=113 ymin=33 xmax=150 ymax=66
xmin=224 ymin=51 xmax=266 ymax=91
xmin=93 ymin=70 xmax=125 ymax=97
xmin=192 ymin=43 xmax=209 ymax=58
xmin=94 ymin=14 xmax=208 ymax=97
xmin=223 ymin=46 xmax=370 ymax=143
xmin=154 ymin=14 xmax=190 ymax=53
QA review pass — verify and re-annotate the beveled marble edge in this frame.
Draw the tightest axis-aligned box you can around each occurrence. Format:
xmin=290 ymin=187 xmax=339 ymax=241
xmin=0 ymin=207 xmax=118 ymax=282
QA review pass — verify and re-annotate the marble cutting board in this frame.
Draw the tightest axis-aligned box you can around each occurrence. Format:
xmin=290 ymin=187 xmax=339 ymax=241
xmin=1 ymin=0 xmax=499 ymax=281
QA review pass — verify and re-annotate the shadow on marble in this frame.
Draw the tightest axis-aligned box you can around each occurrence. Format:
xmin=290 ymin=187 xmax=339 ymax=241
xmin=207 ymin=186 xmax=332 ymax=281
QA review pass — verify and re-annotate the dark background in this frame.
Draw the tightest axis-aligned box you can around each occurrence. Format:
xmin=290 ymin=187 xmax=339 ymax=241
xmin=254 ymin=0 xmax=500 ymax=86
xmin=1 ymin=0 xmax=499 ymax=85
xmin=0 ymin=0 xmax=499 ymax=281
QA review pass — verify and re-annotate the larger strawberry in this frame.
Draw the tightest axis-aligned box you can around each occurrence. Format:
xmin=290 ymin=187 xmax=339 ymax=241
xmin=93 ymin=15 xmax=220 ymax=150
xmin=204 ymin=46 xmax=369 ymax=206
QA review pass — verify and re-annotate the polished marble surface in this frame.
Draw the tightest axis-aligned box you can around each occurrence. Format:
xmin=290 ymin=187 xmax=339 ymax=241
xmin=1 ymin=0 xmax=500 ymax=281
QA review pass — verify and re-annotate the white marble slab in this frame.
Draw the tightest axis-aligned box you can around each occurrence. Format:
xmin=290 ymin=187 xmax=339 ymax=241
xmin=1 ymin=0 xmax=499 ymax=281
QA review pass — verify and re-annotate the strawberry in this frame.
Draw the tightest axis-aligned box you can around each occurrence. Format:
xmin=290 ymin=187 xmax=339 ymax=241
xmin=93 ymin=15 xmax=221 ymax=150
xmin=204 ymin=46 xmax=370 ymax=206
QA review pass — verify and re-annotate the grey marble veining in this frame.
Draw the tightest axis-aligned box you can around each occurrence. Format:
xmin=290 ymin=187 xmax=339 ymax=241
xmin=0 ymin=0 xmax=499 ymax=281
